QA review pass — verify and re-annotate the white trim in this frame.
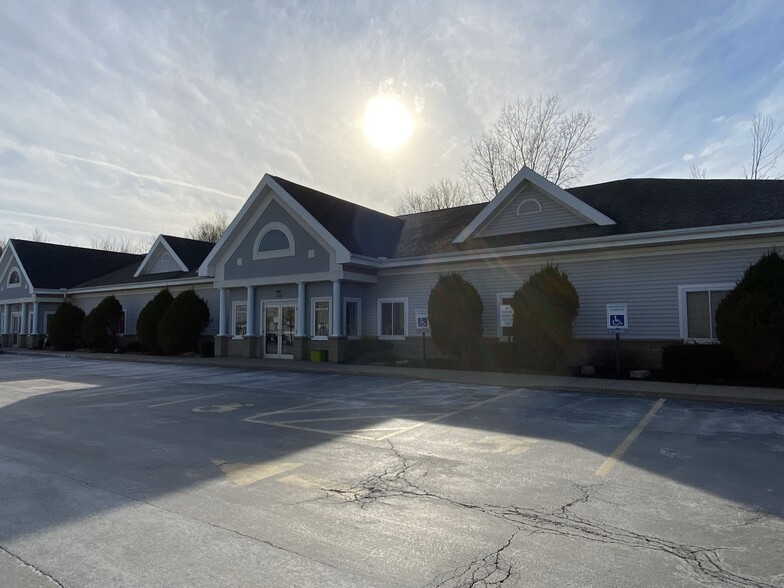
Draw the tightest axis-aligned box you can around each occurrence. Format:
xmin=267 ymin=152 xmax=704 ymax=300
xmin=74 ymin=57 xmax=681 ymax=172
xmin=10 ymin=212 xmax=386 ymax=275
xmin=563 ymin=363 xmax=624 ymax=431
xmin=215 ymin=271 xmax=341 ymax=289
xmin=199 ymin=175 xmax=351 ymax=277
xmin=232 ymin=300 xmax=248 ymax=338
xmin=677 ymin=283 xmax=735 ymax=342
xmin=378 ymin=297 xmax=408 ymax=340
xmin=453 ymin=167 xmax=616 ymax=243
xmin=388 ymin=220 xmax=784 ymax=270
xmin=133 ymin=235 xmax=189 ymax=277
xmin=7 ymin=266 xmax=22 ymax=288
xmin=67 ymin=277 xmax=212 ymax=295
xmin=43 ymin=310 xmax=55 ymax=335
xmin=253 ymin=221 xmax=295 ymax=260
xmin=344 ymin=297 xmax=362 ymax=339
xmin=311 ymin=297 xmax=331 ymax=340
xmin=516 ymin=198 xmax=542 ymax=215
xmin=496 ymin=292 xmax=514 ymax=339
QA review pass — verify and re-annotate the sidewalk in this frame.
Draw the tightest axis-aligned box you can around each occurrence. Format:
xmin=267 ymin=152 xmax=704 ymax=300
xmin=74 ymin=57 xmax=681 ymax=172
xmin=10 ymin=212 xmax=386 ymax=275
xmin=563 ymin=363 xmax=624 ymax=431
xmin=3 ymin=348 xmax=784 ymax=407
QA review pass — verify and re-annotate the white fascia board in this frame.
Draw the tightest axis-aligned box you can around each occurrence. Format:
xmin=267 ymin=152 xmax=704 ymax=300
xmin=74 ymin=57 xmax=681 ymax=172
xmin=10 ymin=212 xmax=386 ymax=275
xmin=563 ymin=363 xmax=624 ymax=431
xmin=67 ymin=276 xmax=212 ymax=295
xmin=198 ymin=175 xmax=352 ymax=276
xmin=133 ymin=235 xmax=188 ymax=278
xmin=453 ymin=166 xmax=616 ymax=244
xmin=1 ymin=242 xmax=34 ymax=289
xmin=389 ymin=220 xmax=784 ymax=269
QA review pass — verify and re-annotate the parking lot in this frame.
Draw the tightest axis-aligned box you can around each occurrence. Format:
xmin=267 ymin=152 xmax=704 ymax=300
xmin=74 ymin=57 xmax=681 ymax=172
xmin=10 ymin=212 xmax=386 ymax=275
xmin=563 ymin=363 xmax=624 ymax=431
xmin=0 ymin=354 xmax=782 ymax=587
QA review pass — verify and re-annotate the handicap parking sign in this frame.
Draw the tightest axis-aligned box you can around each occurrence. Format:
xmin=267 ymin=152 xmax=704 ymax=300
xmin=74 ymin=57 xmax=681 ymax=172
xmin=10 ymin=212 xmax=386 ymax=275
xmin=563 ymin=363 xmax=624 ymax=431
xmin=606 ymin=303 xmax=628 ymax=333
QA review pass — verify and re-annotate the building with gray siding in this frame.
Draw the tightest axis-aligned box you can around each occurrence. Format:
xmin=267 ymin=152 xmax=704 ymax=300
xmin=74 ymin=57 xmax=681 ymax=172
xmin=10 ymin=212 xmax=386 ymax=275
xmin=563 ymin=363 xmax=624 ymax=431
xmin=2 ymin=167 xmax=783 ymax=369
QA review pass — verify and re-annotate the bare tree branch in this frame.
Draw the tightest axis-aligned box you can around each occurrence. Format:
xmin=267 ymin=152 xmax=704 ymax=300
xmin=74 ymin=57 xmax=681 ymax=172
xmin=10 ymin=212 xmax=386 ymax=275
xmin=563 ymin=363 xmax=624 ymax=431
xmin=463 ymin=94 xmax=596 ymax=200
xmin=744 ymin=112 xmax=783 ymax=179
xmin=30 ymin=228 xmax=48 ymax=242
xmin=91 ymin=235 xmax=153 ymax=254
xmin=394 ymin=178 xmax=475 ymax=214
xmin=187 ymin=213 xmax=229 ymax=243
xmin=689 ymin=163 xmax=707 ymax=179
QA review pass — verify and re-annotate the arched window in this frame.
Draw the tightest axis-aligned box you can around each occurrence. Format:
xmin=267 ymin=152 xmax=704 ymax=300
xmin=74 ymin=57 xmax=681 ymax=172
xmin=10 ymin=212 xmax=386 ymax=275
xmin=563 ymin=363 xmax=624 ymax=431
xmin=517 ymin=198 xmax=543 ymax=215
xmin=7 ymin=268 xmax=21 ymax=288
xmin=253 ymin=222 xmax=295 ymax=260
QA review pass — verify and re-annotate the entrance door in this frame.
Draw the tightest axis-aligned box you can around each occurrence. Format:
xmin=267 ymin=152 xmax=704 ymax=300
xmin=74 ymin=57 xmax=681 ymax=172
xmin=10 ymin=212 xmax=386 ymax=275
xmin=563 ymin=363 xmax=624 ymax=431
xmin=10 ymin=314 xmax=21 ymax=346
xmin=263 ymin=303 xmax=296 ymax=358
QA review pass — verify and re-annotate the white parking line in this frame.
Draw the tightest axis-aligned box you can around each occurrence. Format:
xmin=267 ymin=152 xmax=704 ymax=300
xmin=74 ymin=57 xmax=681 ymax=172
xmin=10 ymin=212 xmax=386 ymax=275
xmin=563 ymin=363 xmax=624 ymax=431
xmin=148 ymin=391 xmax=234 ymax=408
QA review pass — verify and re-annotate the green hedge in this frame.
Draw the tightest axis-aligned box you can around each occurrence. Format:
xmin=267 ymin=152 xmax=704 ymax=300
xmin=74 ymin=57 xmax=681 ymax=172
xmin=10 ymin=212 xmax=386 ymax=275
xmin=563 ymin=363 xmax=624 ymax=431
xmin=661 ymin=344 xmax=736 ymax=383
xmin=80 ymin=295 xmax=123 ymax=351
xmin=136 ymin=289 xmax=173 ymax=352
xmin=428 ymin=273 xmax=483 ymax=362
xmin=48 ymin=302 xmax=85 ymax=351
xmin=157 ymin=290 xmax=210 ymax=355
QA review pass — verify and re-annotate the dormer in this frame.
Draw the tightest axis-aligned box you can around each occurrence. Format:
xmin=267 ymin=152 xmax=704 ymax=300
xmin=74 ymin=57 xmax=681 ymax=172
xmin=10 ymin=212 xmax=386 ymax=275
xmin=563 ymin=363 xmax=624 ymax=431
xmin=453 ymin=167 xmax=615 ymax=243
xmin=134 ymin=235 xmax=189 ymax=277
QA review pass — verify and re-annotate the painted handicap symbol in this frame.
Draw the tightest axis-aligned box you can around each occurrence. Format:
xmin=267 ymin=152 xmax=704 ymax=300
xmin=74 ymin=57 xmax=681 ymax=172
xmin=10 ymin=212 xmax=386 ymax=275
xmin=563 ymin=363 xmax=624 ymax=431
xmin=610 ymin=315 xmax=625 ymax=327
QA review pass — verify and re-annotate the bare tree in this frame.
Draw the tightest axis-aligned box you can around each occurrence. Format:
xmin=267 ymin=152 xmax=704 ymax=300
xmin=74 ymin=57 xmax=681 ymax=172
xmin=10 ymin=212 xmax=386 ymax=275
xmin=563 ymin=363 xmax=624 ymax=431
xmin=744 ymin=112 xmax=783 ymax=179
xmin=187 ymin=213 xmax=229 ymax=243
xmin=689 ymin=163 xmax=707 ymax=179
xmin=91 ymin=235 xmax=153 ymax=254
xmin=394 ymin=178 xmax=475 ymax=215
xmin=30 ymin=228 xmax=48 ymax=242
xmin=463 ymin=94 xmax=596 ymax=200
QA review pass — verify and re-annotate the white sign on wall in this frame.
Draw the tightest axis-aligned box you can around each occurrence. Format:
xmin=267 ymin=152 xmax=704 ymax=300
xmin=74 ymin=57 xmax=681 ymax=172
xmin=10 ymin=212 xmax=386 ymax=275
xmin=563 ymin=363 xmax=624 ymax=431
xmin=606 ymin=303 xmax=628 ymax=333
xmin=499 ymin=304 xmax=514 ymax=328
xmin=415 ymin=309 xmax=429 ymax=330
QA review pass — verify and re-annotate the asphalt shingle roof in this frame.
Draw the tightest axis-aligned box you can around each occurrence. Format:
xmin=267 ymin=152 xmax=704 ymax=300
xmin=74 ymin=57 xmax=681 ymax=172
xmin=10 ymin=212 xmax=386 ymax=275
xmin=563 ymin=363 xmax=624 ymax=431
xmin=160 ymin=235 xmax=215 ymax=271
xmin=273 ymin=176 xmax=404 ymax=258
xmin=10 ymin=240 xmax=143 ymax=289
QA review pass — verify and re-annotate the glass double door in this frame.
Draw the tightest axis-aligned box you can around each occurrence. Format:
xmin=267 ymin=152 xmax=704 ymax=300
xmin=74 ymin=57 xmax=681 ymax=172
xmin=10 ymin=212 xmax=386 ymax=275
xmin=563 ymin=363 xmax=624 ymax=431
xmin=263 ymin=303 xmax=296 ymax=358
xmin=10 ymin=314 xmax=21 ymax=346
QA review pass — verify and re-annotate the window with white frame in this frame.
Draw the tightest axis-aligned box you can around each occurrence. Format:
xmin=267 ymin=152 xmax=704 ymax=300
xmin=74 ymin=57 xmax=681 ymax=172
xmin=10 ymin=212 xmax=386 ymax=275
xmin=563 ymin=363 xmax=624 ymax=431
xmin=8 ymin=268 xmax=21 ymax=288
xmin=233 ymin=302 xmax=248 ymax=337
xmin=312 ymin=298 xmax=330 ymax=338
xmin=679 ymin=284 xmax=733 ymax=341
xmin=253 ymin=222 xmax=295 ymax=260
xmin=516 ymin=198 xmax=542 ymax=215
xmin=118 ymin=310 xmax=126 ymax=335
xmin=344 ymin=298 xmax=361 ymax=338
xmin=379 ymin=298 xmax=407 ymax=338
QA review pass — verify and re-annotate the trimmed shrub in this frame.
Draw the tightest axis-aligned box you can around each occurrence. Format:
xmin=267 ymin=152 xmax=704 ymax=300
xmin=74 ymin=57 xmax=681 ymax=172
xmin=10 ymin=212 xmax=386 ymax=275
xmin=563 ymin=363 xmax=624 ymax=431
xmin=428 ymin=273 xmax=484 ymax=362
xmin=157 ymin=290 xmax=210 ymax=355
xmin=716 ymin=251 xmax=784 ymax=379
xmin=80 ymin=295 xmax=123 ymax=350
xmin=511 ymin=264 xmax=579 ymax=370
xmin=136 ymin=289 xmax=174 ymax=352
xmin=661 ymin=343 xmax=737 ymax=382
xmin=48 ymin=302 xmax=85 ymax=351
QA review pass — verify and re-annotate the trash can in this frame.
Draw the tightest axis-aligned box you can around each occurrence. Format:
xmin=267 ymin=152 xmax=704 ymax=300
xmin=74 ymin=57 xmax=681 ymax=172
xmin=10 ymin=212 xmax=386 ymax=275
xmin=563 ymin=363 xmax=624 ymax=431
xmin=309 ymin=350 xmax=327 ymax=362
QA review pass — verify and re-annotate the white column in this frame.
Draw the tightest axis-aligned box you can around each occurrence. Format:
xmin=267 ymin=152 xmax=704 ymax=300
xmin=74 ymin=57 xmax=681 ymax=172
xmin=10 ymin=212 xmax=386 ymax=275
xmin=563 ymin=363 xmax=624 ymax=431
xmin=32 ymin=301 xmax=40 ymax=335
xmin=296 ymin=282 xmax=306 ymax=337
xmin=1 ymin=304 xmax=6 ymax=334
xmin=20 ymin=302 xmax=28 ymax=335
xmin=331 ymin=280 xmax=341 ymax=337
xmin=218 ymin=288 xmax=227 ymax=336
xmin=246 ymin=286 xmax=255 ymax=336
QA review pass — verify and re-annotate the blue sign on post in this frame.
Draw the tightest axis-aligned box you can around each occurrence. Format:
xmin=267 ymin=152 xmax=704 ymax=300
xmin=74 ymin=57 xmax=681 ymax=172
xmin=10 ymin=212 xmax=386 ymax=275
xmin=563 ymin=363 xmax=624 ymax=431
xmin=606 ymin=303 xmax=628 ymax=333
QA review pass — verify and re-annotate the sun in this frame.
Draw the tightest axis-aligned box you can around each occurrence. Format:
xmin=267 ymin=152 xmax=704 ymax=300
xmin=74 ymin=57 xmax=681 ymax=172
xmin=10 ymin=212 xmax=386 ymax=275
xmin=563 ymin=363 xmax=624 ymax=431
xmin=363 ymin=95 xmax=414 ymax=151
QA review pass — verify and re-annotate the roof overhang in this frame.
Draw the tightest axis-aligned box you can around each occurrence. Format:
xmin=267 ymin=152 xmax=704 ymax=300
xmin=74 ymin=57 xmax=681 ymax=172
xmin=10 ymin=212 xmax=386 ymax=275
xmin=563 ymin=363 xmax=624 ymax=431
xmin=453 ymin=166 xmax=616 ymax=244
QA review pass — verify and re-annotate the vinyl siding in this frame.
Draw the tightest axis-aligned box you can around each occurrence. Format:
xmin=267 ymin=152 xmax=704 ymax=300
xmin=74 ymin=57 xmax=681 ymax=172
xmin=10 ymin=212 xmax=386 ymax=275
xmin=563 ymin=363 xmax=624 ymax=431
xmin=370 ymin=240 xmax=779 ymax=341
xmin=0 ymin=258 xmax=31 ymax=301
xmin=145 ymin=247 xmax=183 ymax=274
xmin=478 ymin=184 xmax=589 ymax=237
xmin=224 ymin=200 xmax=331 ymax=280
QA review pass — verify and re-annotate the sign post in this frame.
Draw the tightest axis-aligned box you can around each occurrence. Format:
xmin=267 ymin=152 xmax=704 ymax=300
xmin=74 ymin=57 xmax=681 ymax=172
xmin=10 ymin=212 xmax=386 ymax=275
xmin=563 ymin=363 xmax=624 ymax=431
xmin=606 ymin=304 xmax=628 ymax=377
xmin=415 ymin=309 xmax=429 ymax=363
xmin=500 ymin=303 xmax=514 ymax=343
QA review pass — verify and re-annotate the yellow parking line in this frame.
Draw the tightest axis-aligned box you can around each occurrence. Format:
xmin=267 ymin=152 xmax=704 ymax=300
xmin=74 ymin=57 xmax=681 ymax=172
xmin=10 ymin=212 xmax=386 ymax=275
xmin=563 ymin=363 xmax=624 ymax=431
xmin=596 ymin=398 xmax=666 ymax=477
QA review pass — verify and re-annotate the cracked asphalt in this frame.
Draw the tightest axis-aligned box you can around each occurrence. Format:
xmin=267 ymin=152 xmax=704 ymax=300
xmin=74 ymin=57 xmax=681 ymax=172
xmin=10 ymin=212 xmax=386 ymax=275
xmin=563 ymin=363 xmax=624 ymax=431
xmin=0 ymin=354 xmax=782 ymax=587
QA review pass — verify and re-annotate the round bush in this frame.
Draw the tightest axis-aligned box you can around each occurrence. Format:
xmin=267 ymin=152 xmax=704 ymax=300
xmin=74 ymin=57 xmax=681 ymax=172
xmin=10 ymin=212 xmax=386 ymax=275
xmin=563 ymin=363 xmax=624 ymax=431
xmin=716 ymin=251 xmax=784 ymax=379
xmin=81 ymin=295 xmax=123 ymax=350
xmin=428 ymin=273 xmax=484 ymax=362
xmin=48 ymin=302 xmax=85 ymax=351
xmin=157 ymin=290 xmax=210 ymax=355
xmin=511 ymin=264 xmax=579 ymax=370
xmin=136 ymin=289 xmax=174 ymax=352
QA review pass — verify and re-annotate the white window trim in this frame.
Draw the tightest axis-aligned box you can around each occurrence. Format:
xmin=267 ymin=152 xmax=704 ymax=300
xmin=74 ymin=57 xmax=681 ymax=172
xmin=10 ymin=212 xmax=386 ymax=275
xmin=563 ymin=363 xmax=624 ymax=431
xmin=516 ymin=198 xmax=542 ymax=215
xmin=378 ymin=297 xmax=408 ymax=340
xmin=344 ymin=297 xmax=362 ymax=339
xmin=43 ymin=311 xmax=55 ymax=335
xmin=7 ymin=267 xmax=22 ymax=288
xmin=496 ymin=292 xmax=514 ymax=338
xmin=232 ymin=300 xmax=248 ymax=339
xmin=311 ymin=297 xmax=331 ymax=340
xmin=253 ymin=222 xmax=296 ymax=261
xmin=677 ymin=283 xmax=735 ymax=342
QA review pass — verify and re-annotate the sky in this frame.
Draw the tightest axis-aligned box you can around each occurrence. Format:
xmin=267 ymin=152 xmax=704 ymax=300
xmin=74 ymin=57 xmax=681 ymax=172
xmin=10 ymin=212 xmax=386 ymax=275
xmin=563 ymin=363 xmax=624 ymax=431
xmin=1 ymin=0 xmax=783 ymax=248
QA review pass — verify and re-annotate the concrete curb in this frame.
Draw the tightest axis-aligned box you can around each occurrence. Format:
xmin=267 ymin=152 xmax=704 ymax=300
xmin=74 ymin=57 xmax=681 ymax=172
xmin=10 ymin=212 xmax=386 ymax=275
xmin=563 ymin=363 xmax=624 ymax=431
xmin=3 ymin=348 xmax=783 ymax=407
